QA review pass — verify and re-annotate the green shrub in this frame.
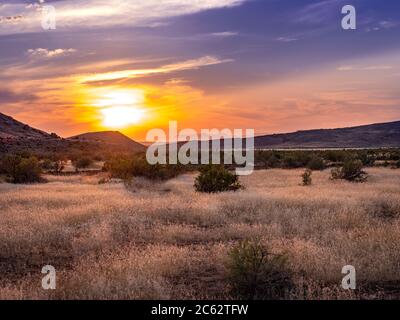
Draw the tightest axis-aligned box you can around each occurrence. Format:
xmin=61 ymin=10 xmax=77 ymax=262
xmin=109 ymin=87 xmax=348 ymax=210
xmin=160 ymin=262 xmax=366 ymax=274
xmin=194 ymin=165 xmax=242 ymax=193
xmin=255 ymin=151 xmax=281 ymax=168
xmin=225 ymin=239 xmax=293 ymax=300
xmin=396 ymin=160 xmax=400 ymax=168
xmin=40 ymin=155 xmax=67 ymax=174
xmin=301 ymin=169 xmax=312 ymax=186
xmin=282 ymin=152 xmax=309 ymax=169
xmin=104 ymin=154 xmax=184 ymax=181
xmin=324 ymin=150 xmax=347 ymax=163
xmin=40 ymin=159 xmax=54 ymax=171
xmin=1 ymin=155 xmax=43 ymax=183
xmin=331 ymin=159 xmax=368 ymax=182
xmin=73 ymin=157 xmax=93 ymax=171
xmin=357 ymin=151 xmax=376 ymax=166
xmin=307 ymin=156 xmax=325 ymax=170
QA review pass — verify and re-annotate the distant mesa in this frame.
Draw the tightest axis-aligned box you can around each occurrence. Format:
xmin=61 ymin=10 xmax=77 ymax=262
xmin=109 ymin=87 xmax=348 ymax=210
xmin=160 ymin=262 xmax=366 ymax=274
xmin=1 ymin=111 xmax=400 ymax=154
xmin=254 ymin=121 xmax=400 ymax=149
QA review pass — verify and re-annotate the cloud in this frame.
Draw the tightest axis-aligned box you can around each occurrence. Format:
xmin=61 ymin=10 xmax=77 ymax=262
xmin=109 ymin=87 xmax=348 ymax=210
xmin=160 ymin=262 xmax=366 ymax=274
xmin=0 ymin=89 xmax=38 ymax=103
xmin=295 ymin=0 xmax=346 ymax=25
xmin=276 ymin=37 xmax=298 ymax=42
xmin=0 ymin=15 xmax=24 ymax=24
xmin=337 ymin=65 xmax=393 ymax=71
xmin=80 ymin=56 xmax=233 ymax=83
xmin=27 ymin=48 xmax=77 ymax=58
xmin=365 ymin=20 xmax=399 ymax=32
xmin=0 ymin=0 xmax=248 ymax=35
xmin=210 ymin=31 xmax=238 ymax=37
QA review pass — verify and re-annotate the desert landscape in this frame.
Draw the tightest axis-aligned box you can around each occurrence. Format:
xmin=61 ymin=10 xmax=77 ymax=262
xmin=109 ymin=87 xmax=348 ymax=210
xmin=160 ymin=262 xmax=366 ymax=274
xmin=1 ymin=0 xmax=400 ymax=305
xmin=1 ymin=166 xmax=400 ymax=300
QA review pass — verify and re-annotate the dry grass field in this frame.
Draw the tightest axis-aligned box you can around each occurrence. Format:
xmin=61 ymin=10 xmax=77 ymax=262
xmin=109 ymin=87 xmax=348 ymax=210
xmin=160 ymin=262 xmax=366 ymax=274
xmin=0 ymin=168 xmax=399 ymax=300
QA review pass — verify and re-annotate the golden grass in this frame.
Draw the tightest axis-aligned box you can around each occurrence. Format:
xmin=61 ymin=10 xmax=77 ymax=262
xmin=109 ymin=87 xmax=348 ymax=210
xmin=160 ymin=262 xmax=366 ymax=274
xmin=0 ymin=168 xmax=399 ymax=299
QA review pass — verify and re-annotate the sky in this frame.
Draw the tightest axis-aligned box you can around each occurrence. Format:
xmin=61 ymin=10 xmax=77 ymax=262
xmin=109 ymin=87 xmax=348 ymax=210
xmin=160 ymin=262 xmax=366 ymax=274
xmin=0 ymin=0 xmax=399 ymax=141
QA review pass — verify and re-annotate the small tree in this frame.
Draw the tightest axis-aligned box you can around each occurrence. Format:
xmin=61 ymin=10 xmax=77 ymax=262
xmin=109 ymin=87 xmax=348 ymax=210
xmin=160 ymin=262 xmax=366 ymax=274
xmin=225 ymin=239 xmax=292 ymax=300
xmin=331 ymin=159 xmax=368 ymax=182
xmin=301 ymin=169 xmax=312 ymax=186
xmin=194 ymin=165 xmax=242 ymax=193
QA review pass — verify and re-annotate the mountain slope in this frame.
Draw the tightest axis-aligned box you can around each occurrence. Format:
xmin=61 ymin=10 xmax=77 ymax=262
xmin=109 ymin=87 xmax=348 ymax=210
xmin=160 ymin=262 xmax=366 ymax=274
xmin=0 ymin=112 xmax=145 ymax=154
xmin=254 ymin=121 xmax=400 ymax=149
xmin=0 ymin=112 xmax=51 ymax=139
xmin=69 ymin=131 xmax=146 ymax=152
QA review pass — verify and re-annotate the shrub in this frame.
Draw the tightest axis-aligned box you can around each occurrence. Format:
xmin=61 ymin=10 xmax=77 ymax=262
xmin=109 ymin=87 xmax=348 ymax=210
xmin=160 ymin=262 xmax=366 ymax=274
xmin=73 ymin=157 xmax=93 ymax=171
xmin=40 ymin=155 xmax=67 ymax=174
xmin=225 ymin=239 xmax=293 ymax=300
xmin=301 ymin=169 xmax=312 ymax=186
xmin=255 ymin=151 xmax=281 ymax=168
xmin=282 ymin=152 xmax=309 ymax=169
xmin=194 ymin=165 xmax=242 ymax=193
xmin=369 ymin=199 xmax=400 ymax=220
xmin=1 ymin=155 xmax=43 ymax=184
xmin=357 ymin=151 xmax=376 ymax=166
xmin=324 ymin=150 xmax=347 ymax=163
xmin=331 ymin=159 xmax=368 ymax=182
xmin=396 ymin=160 xmax=400 ymax=168
xmin=307 ymin=156 xmax=325 ymax=170
xmin=104 ymin=154 xmax=184 ymax=181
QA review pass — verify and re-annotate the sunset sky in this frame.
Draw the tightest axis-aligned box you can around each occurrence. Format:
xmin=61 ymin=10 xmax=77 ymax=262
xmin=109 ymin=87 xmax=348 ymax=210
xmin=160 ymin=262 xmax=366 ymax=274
xmin=0 ymin=0 xmax=400 ymax=141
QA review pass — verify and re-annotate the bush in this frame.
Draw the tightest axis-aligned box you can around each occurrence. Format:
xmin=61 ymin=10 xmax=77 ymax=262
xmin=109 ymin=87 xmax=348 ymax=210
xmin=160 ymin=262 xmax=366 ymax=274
xmin=357 ymin=151 xmax=376 ymax=166
xmin=324 ymin=150 xmax=347 ymax=163
xmin=1 ymin=155 xmax=43 ymax=183
xmin=397 ymin=160 xmax=400 ymax=168
xmin=225 ymin=239 xmax=293 ymax=300
xmin=40 ymin=155 xmax=67 ymax=174
xmin=301 ymin=169 xmax=312 ymax=186
xmin=194 ymin=165 xmax=242 ymax=193
xmin=104 ymin=154 xmax=184 ymax=181
xmin=307 ymin=156 xmax=325 ymax=170
xmin=282 ymin=152 xmax=309 ymax=169
xmin=73 ymin=157 xmax=93 ymax=171
xmin=369 ymin=199 xmax=400 ymax=220
xmin=331 ymin=159 xmax=368 ymax=182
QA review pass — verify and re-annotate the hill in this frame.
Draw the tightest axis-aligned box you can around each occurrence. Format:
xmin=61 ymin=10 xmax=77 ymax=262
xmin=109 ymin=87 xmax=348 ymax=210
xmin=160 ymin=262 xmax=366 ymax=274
xmin=0 ymin=112 xmax=145 ymax=155
xmin=254 ymin=121 xmax=400 ymax=149
xmin=0 ymin=112 xmax=52 ymax=139
xmin=69 ymin=131 xmax=146 ymax=153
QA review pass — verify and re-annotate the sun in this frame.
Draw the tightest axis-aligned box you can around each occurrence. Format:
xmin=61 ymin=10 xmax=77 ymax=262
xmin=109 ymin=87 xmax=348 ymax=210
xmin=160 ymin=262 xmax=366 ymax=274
xmin=101 ymin=106 xmax=143 ymax=128
xmin=94 ymin=89 xmax=145 ymax=128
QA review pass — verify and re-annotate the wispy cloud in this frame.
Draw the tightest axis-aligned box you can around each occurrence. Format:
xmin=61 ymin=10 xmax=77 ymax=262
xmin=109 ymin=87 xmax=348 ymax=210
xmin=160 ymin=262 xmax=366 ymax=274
xmin=365 ymin=20 xmax=399 ymax=32
xmin=0 ymin=88 xmax=37 ymax=103
xmin=337 ymin=65 xmax=394 ymax=71
xmin=80 ymin=56 xmax=233 ymax=83
xmin=210 ymin=31 xmax=238 ymax=37
xmin=294 ymin=0 xmax=346 ymax=25
xmin=276 ymin=36 xmax=298 ymax=42
xmin=27 ymin=48 xmax=77 ymax=58
xmin=0 ymin=0 xmax=248 ymax=35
